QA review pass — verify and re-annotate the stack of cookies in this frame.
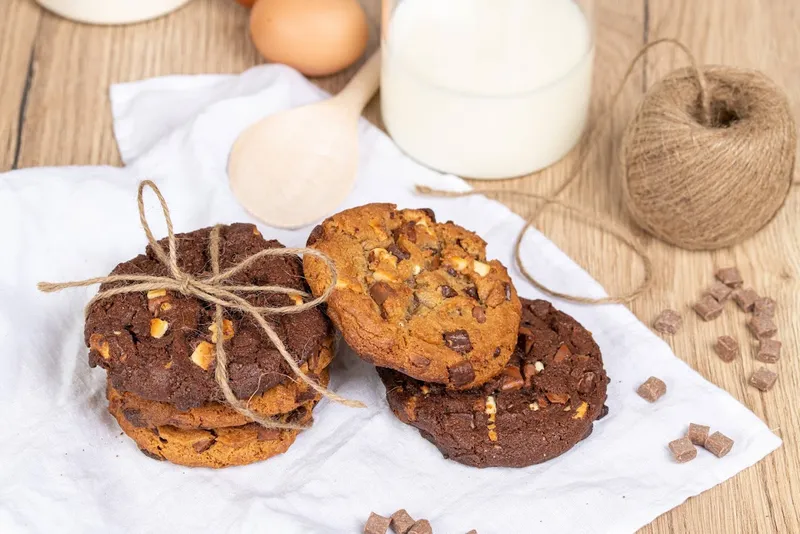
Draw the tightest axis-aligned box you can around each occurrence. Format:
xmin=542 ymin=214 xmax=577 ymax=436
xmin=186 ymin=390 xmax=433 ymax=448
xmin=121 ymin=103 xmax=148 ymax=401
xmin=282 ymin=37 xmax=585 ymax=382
xmin=85 ymin=224 xmax=333 ymax=468
xmin=305 ymin=204 xmax=610 ymax=468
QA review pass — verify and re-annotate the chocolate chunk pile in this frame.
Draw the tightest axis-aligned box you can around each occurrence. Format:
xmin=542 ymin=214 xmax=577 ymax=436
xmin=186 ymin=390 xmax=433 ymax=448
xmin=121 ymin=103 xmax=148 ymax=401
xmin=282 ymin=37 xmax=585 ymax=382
xmin=668 ymin=424 xmax=734 ymax=463
xmin=364 ymin=510 xmax=467 ymax=534
xmin=653 ymin=267 xmax=784 ymax=393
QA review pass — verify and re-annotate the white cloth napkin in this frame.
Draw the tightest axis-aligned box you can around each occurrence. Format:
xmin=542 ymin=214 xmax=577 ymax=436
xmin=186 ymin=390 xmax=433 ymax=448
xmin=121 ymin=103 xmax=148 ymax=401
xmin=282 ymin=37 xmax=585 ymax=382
xmin=0 ymin=64 xmax=780 ymax=534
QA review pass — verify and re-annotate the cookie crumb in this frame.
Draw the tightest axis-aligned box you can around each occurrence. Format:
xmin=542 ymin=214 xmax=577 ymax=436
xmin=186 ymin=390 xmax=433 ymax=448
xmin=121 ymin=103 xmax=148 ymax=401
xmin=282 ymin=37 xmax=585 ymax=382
xmin=390 ymin=510 xmax=416 ymax=534
xmin=365 ymin=513 xmax=392 ymax=534
xmin=704 ymin=431 xmax=734 ymax=458
xmin=732 ymin=288 xmax=759 ymax=312
xmin=748 ymin=315 xmax=777 ymax=339
xmin=687 ymin=423 xmax=710 ymax=446
xmin=714 ymin=335 xmax=739 ymax=362
xmin=637 ymin=377 xmax=666 ymax=403
xmin=407 ymin=520 xmax=433 ymax=534
xmin=756 ymin=339 xmax=782 ymax=364
xmin=749 ymin=367 xmax=778 ymax=392
xmin=653 ymin=309 xmax=682 ymax=335
xmin=693 ymin=295 xmax=724 ymax=321
xmin=715 ymin=267 xmax=743 ymax=288
xmin=668 ymin=437 xmax=697 ymax=463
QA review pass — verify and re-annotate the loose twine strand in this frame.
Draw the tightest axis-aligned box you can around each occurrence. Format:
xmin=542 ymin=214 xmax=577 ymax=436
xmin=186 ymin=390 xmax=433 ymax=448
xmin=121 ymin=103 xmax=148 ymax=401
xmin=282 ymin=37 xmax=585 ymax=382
xmin=419 ymin=38 xmax=719 ymax=305
xmin=39 ymin=180 xmax=365 ymax=430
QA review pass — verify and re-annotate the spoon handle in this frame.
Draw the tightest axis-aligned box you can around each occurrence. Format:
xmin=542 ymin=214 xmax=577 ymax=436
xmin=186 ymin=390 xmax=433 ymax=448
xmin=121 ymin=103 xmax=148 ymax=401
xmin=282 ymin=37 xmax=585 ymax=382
xmin=335 ymin=50 xmax=382 ymax=114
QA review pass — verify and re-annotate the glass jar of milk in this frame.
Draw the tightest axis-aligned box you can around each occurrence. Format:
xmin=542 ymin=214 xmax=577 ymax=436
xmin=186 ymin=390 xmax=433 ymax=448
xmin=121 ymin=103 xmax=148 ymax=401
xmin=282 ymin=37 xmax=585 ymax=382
xmin=381 ymin=0 xmax=594 ymax=179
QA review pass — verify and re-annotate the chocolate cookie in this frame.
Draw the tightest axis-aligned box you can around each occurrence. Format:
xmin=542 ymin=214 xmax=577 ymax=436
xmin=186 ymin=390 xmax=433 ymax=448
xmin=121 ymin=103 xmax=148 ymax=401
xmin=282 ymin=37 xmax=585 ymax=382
xmin=107 ymin=342 xmax=332 ymax=429
xmin=379 ymin=299 xmax=609 ymax=468
xmin=85 ymin=223 xmax=332 ymax=410
xmin=304 ymin=204 xmax=522 ymax=389
xmin=110 ymin=398 xmax=316 ymax=469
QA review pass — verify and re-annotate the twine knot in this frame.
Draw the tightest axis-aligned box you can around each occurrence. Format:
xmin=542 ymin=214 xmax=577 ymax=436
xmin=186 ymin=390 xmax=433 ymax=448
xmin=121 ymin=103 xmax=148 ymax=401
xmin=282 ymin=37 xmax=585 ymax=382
xmin=39 ymin=180 xmax=364 ymax=430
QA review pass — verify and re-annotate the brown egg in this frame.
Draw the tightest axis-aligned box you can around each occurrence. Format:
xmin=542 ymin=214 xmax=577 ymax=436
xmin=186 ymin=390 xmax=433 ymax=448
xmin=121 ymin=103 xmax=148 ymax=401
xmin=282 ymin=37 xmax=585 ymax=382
xmin=250 ymin=0 xmax=369 ymax=77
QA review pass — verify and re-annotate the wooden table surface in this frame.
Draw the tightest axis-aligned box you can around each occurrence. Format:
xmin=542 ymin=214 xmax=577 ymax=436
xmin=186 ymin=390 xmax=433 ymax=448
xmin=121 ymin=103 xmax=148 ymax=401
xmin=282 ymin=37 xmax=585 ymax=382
xmin=1 ymin=0 xmax=798 ymax=532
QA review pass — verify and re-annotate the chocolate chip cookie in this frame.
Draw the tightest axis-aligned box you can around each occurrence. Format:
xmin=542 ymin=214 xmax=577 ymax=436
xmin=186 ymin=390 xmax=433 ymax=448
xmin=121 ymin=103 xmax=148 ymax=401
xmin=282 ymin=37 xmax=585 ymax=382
xmin=110 ymin=398 xmax=316 ymax=469
xmin=379 ymin=298 xmax=609 ymax=468
xmin=85 ymin=223 xmax=332 ymax=410
xmin=107 ymin=342 xmax=332 ymax=429
xmin=304 ymin=204 xmax=522 ymax=389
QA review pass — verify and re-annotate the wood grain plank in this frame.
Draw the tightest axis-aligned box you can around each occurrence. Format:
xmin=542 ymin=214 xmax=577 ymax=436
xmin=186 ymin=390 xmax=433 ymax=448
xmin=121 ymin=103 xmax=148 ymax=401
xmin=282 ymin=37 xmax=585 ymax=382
xmin=641 ymin=1 xmax=800 ymax=533
xmin=0 ymin=0 xmax=41 ymax=170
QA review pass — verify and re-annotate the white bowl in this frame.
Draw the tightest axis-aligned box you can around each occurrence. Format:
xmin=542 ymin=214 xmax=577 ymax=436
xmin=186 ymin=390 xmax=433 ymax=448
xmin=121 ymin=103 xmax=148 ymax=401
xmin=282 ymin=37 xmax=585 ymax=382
xmin=36 ymin=0 xmax=194 ymax=25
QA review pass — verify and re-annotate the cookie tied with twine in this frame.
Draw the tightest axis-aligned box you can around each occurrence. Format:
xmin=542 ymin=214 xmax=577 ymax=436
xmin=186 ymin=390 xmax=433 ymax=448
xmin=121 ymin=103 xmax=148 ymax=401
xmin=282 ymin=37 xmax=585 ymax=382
xmin=621 ymin=64 xmax=796 ymax=250
xmin=38 ymin=180 xmax=364 ymax=430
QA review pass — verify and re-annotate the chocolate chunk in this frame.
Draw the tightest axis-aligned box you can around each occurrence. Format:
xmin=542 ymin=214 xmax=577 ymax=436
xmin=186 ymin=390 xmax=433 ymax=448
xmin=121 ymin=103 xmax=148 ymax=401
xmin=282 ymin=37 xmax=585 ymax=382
xmin=139 ymin=448 xmax=164 ymax=461
xmin=706 ymin=281 xmax=733 ymax=303
xmin=704 ymin=431 xmax=734 ymax=458
xmin=546 ymin=392 xmax=569 ymax=404
xmin=749 ymin=367 xmax=778 ymax=391
xmin=408 ymin=520 xmax=432 ymax=534
xmin=440 ymin=285 xmax=457 ymax=298
xmin=192 ymin=437 xmax=216 ymax=453
xmin=553 ymin=344 xmax=571 ymax=363
xmin=471 ymin=306 xmax=486 ymax=324
xmin=668 ymin=437 xmax=697 ymax=463
xmin=653 ymin=309 xmax=682 ymax=335
xmin=387 ymin=243 xmax=410 ymax=261
xmin=464 ymin=286 xmax=479 ymax=300
xmin=492 ymin=347 xmax=501 ymax=357
xmin=716 ymin=267 xmax=743 ymax=288
xmin=598 ymin=404 xmax=609 ymax=419
xmin=419 ymin=208 xmax=436 ymax=222
xmin=370 ymin=282 xmax=394 ymax=307
xmin=444 ymin=266 xmax=457 ymax=277
xmin=294 ymin=389 xmax=318 ymax=403
xmin=637 ymin=376 xmax=666 ymax=402
xmin=578 ymin=371 xmax=597 ymax=394
xmin=364 ymin=512 xmax=391 ymax=534
xmin=390 ymin=509 xmax=416 ymax=534
xmin=395 ymin=221 xmax=417 ymax=243
xmin=714 ymin=335 xmax=739 ymax=362
xmin=447 ymin=361 xmax=475 ymax=386
xmin=753 ymin=297 xmax=776 ymax=318
xmin=443 ymin=330 xmax=473 ymax=354
xmin=732 ymin=288 xmax=759 ymax=312
xmin=693 ymin=295 xmax=723 ymax=321
xmin=687 ymin=423 xmax=709 ymax=446
xmin=410 ymin=354 xmax=432 ymax=368
xmin=756 ymin=339 xmax=782 ymax=363
xmin=306 ymin=224 xmax=324 ymax=246
xmin=256 ymin=427 xmax=281 ymax=441
xmin=748 ymin=315 xmax=777 ymax=339
xmin=500 ymin=366 xmax=524 ymax=391
xmin=122 ymin=408 xmax=148 ymax=428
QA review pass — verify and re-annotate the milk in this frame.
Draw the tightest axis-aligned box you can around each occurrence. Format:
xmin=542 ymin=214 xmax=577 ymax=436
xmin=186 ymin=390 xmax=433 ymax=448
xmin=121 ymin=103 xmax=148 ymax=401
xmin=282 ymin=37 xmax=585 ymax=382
xmin=381 ymin=0 xmax=593 ymax=179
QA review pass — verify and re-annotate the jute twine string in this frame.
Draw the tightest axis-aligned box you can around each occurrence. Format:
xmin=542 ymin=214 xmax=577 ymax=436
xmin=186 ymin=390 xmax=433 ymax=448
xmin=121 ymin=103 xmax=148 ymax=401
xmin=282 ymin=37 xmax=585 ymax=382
xmin=39 ymin=180 xmax=364 ymax=430
xmin=419 ymin=38 xmax=797 ymax=303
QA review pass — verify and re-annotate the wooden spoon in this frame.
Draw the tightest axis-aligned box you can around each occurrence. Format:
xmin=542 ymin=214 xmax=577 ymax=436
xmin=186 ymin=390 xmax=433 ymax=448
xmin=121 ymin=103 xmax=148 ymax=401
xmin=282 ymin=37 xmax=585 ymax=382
xmin=227 ymin=51 xmax=382 ymax=229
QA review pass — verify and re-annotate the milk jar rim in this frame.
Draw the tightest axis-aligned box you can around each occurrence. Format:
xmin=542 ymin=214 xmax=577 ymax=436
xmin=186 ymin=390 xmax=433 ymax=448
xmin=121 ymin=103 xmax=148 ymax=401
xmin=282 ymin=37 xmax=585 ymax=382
xmin=381 ymin=1 xmax=595 ymax=99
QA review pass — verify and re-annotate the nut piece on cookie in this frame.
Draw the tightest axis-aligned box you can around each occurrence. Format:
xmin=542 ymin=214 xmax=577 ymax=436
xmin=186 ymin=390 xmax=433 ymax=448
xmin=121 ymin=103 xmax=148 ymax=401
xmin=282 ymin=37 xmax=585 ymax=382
xmin=150 ymin=318 xmax=169 ymax=339
xmin=364 ymin=512 xmax=391 ymax=534
xmin=209 ymin=319 xmax=235 ymax=343
xmin=191 ymin=341 xmax=215 ymax=370
xmin=89 ymin=333 xmax=111 ymax=360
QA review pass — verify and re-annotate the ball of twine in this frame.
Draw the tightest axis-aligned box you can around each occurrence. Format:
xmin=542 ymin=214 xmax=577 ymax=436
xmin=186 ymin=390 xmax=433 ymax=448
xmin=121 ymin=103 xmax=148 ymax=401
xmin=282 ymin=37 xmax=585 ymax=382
xmin=621 ymin=65 xmax=797 ymax=250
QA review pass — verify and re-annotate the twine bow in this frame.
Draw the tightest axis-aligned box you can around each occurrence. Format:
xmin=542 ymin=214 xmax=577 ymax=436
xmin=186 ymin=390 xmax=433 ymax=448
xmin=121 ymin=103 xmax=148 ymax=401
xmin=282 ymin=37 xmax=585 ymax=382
xmin=39 ymin=180 xmax=364 ymax=430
